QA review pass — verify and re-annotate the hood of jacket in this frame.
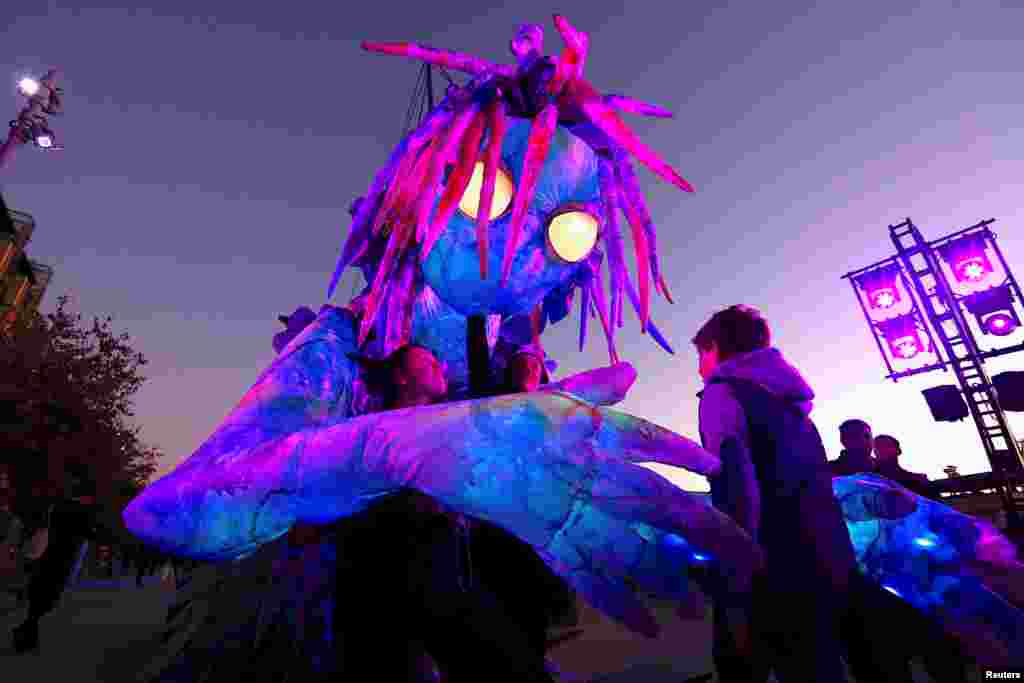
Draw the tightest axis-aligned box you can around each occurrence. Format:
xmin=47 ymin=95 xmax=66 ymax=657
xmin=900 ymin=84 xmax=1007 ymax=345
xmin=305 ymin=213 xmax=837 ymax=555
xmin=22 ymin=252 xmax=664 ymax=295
xmin=706 ymin=347 xmax=816 ymax=415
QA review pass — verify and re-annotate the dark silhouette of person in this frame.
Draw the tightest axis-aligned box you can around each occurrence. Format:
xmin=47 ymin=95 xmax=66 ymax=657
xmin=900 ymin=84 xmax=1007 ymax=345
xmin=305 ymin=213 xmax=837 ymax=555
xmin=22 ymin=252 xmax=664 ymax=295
xmin=693 ymin=305 xmax=855 ymax=683
xmin=334 ymin=342 xmax=555 ymax=682
xmin=830 ymin=418 xmax=877 ymax=476
xmin=11 ymin=465 xmax=107 ymax=653
xmin=464 ymin=316 xmax=575 ymax=668
xmin=873 ymin=434 xmax=933 ymax=498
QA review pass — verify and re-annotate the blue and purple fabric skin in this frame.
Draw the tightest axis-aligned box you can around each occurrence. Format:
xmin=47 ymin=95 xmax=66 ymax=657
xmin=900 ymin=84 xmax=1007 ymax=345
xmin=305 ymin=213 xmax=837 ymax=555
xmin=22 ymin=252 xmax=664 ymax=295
xmin=835 ymin=474 xmax=1024 ymax=667
xmin=123 ymin=15 xmax=1022 ymax=667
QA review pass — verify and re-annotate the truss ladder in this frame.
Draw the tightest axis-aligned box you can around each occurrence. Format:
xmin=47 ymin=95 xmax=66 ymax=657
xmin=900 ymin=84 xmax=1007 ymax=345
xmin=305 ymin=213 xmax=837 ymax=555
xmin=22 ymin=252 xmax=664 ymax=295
xmin=890 ymin=219 xmax=1024 ymax=526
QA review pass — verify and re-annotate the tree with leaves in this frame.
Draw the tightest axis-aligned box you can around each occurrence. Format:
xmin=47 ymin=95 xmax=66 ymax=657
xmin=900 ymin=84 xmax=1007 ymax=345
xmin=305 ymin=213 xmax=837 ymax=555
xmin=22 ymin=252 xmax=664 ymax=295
xmin=0 ymin=295 xmax=159 ymax=535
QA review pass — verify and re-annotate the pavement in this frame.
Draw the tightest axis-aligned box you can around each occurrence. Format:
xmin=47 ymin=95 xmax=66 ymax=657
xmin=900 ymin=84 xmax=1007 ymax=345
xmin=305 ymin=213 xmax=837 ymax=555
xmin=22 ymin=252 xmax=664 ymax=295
xmin=0 ymin=569 xmax=718 ymax=683
xmin=0 ymin=573 xmax=967 ymax=682
xmin=0 ymin=574 xmax=175 ymax=682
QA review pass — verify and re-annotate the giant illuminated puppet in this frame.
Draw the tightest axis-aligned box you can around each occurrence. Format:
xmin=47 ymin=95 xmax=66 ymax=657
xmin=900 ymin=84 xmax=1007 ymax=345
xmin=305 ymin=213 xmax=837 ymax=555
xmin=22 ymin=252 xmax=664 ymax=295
xmin=124 ymin=15 xmax=1023 ymax=674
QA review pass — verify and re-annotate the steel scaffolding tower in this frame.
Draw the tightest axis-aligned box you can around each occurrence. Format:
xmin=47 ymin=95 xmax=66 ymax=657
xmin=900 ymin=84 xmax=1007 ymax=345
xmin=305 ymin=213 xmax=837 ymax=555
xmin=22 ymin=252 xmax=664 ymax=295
xmin=890 ymin=218 xmax=1023 ymax=528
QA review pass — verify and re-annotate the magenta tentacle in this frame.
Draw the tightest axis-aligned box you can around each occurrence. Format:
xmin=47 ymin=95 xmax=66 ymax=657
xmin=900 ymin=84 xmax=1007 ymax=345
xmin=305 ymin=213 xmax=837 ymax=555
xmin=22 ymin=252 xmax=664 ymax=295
xmin=597 ymin=156 xmax=629 ymax=333
xmin=589 ymin=267 xmax=619 ymax=364
xmin=384 ymin=251 xmax=416 ymax=353
xmin=475 ymin=100 xmax=508 ymax=279
xmin=361 ymin=41 xmax=516 ymax=79
xmin=429 ymin=109 xmax=487 ymax=236
xmin=578 ymin=281 xmax=591 ymax=352
xmin=329 ymin=104 xmax=454 ymax=298
xmin=615 ymin=154 xmax=670 ymax=303
xmin=604 ymin=94 xmax=673 ymax=119
xmin=501 ymin=102 xmax=558 ymax=284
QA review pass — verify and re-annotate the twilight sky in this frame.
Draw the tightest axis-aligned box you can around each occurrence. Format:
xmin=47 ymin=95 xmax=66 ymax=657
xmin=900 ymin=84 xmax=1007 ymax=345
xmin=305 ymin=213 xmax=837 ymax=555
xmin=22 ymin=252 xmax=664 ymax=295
xmin=3 ymin=0 xmax=1023 ymax=491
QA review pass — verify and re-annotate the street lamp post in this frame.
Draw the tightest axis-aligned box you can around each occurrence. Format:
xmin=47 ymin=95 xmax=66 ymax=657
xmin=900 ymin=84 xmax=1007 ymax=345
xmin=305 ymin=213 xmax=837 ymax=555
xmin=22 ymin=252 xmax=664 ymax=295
xmin=0 ymin=69 xmax=64 ymax=172
xmin=843 ymin=217 xmax=1024 ymax=531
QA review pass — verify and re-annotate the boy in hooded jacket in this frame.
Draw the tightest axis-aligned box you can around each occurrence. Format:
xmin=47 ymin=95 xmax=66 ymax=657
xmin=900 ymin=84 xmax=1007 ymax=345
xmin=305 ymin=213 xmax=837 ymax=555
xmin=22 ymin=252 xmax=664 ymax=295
xmin=693 ymin=305 xmax=856 ymax=683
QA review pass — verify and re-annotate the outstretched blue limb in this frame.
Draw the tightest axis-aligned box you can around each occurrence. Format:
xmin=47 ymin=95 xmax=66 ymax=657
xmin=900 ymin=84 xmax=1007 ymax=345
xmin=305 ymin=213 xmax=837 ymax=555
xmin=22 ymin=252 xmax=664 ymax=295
xmin=125 ymin=308 xmax=762 ymax=637
xmin=834 ymin=474 xmax=1024 ymax=669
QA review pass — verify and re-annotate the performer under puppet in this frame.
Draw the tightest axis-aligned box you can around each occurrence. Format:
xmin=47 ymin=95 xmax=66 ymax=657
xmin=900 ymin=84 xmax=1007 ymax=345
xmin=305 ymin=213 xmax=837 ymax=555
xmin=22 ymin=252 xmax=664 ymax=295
xmin=123 ymin=14 xmax=1024 ymax=673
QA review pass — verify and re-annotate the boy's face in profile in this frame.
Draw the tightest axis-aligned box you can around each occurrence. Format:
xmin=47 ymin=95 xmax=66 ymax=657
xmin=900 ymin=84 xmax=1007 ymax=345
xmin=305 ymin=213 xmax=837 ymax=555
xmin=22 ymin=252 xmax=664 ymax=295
xmin=697 ymin=342 xmax=719 ymax=382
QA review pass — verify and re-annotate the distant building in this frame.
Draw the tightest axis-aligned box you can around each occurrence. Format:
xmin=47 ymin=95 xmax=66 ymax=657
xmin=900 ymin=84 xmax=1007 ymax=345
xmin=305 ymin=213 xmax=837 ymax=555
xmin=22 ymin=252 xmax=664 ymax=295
xmin=1 ymin=207 xmax=53 ymax=334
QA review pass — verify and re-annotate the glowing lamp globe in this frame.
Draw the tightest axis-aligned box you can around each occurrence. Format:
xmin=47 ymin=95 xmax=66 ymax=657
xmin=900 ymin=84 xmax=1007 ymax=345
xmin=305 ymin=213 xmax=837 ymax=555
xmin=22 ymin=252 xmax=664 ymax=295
xmin=458 ymin=161 xmax=514 ymax=220
xmin=938 ymin=233 xmax=994 ymax=286
xmin=984 ymin=313 xmax=1017 ymax=337
xmin=547 ymin=210 xmax=599 ymax=263
xmin=891 ymin=336 xmax=922 ymax=359
xmin=856 ymin=264 xmax=903 ymax=314
xmin=956 ymin=257 xmax=990 ymax=283
xmin=17 ymin=77 xmax=40 ymax=97
xmin=870 ymin=288 xmax=897 ymax=310
xmin=35 ymin=134 xmax=53 ymax=149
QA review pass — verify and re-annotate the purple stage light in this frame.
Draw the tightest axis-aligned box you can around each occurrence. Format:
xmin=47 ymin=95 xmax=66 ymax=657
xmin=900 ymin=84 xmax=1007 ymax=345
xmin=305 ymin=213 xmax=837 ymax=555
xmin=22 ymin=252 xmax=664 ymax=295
xmin=984 ymin=312 xmax=1017 ymax=336
xmin=937 ymin=233 xmax=993 ymax=285
xmin=958 ymin=259 xmax=988 ymax=283
xmin=856 ymin=264 xmax=903 ymax=312
xmin=892 ymin=336 xmax=922 ymax=359
xmin=871 ymin=288 xmax=897 ymax=310
xmin=877 ymin=313 xmax=926 ymax=361
xmin=964 ymin=285 xmax=1020 ymax=336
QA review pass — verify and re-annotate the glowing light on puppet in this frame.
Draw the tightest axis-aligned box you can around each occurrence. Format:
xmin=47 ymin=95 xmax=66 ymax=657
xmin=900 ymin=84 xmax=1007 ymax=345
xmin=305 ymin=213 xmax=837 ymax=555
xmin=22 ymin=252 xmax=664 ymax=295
xmin=17 ymin=77 xmax=40 ymax=97
xmin=914 ymin=536 xmax=936 ymax=548
xmin=35 ymin=133 xmax=53 ymax=148
xmin=548 ymin=210 xmax=598 ymax=263
xmin=458 ymin=161 xmax=513 ymax=220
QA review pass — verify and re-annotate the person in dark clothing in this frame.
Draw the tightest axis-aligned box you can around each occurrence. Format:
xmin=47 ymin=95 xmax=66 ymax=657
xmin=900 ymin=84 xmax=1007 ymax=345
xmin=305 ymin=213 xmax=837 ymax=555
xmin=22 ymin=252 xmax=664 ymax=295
xmin=873 ymin=435 xmax=933 ymax=498
xmin=464 ymin=316 xmax=575 ymax=662
xmin=11 ymin=466 xmax=106 ymax=653
xmin=334 ymin=341 xmax=555 ymax=683
xmin=823 ymin=420 xmax=972 ymax=682
xmin=830 ymin=418 xmax=877 ymax=476
xmin=693 ymin=305 xmax=855 ymax=683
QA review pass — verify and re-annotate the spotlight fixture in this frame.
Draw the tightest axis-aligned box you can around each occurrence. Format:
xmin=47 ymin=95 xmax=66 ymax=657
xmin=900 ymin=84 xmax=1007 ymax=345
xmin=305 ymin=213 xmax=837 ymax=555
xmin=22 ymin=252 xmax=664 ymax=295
xmin=855 ymin=263 xmax=903 ymax=313
xmin=936 ymin=233 xmax=994 ymax=286
xmin=963 ymin=284 xmax=1019 ymax=337
xmin=877 ymin=313 xmax=925 ymax=359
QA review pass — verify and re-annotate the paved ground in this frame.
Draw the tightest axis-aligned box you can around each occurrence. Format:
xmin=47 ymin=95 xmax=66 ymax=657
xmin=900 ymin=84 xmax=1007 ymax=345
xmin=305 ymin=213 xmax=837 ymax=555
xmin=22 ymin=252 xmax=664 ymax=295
xmin=0 ymin=573 xmax=969 ymax=682
xmin=0 ymin=574 xmax=174 ymax=682
xmin=0 ymin=571 xmax=718 ymax=683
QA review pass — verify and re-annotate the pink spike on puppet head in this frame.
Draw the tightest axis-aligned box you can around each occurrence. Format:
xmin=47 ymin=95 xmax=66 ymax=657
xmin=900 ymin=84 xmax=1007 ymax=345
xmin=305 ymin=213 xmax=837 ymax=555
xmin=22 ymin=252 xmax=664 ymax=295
xmin=419 ymin=100 xmax=483 ymax=262
xmin=501 ymin=102 xmax=558 ymax=285
xmin=476 ymin=99 xmax=508 ymax=280
xmin=604 ymin=94 xmax=673 ymax=119
xmin=423 ymin=108 xmax=488 ymax=265
xmin=362 ymin=41 xmax=515 ymax=79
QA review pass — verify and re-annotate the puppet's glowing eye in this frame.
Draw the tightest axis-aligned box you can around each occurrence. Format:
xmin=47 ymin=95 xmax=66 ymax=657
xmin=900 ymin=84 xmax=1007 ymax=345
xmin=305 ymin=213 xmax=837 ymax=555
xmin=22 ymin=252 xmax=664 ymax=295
xmin=458 ymin=162 xmax=514 ymax=220
xmin=547 ymin=210 xmax=599 ymax=263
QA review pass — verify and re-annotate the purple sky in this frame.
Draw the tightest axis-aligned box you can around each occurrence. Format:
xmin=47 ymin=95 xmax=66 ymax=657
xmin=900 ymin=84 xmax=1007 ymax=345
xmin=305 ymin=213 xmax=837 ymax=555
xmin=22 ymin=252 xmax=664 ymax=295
xmin=3 ymin=1 xmax=1023 ymax=490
